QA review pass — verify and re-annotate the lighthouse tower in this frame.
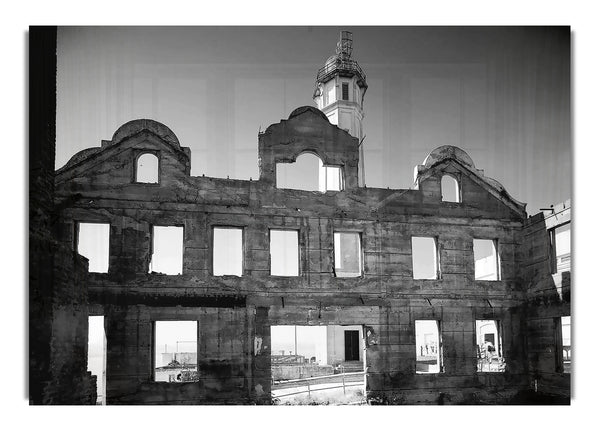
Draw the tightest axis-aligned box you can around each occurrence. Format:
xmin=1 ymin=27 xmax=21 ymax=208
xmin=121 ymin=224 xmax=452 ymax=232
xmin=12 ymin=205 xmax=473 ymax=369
xmin=313 ymin=31 xmax=368 ymax=186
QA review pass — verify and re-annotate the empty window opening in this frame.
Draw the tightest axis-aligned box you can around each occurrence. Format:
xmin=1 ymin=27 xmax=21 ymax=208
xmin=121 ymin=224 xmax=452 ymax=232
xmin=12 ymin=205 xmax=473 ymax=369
xmin=334 ymin=232 xmax=362 ymax=277
xmin=476 ymin=320 xmax=505 ymax=372
xmin=276 ymin=153 xmax=342 ymax=192
xmin=415 ymin=320 xmax=442 ymax=374
xmin=277 ymin=153 xmax=320 ymax=191
xmin=154 ymin=321 xmax=198 ymax=382
xmin=270 ymin=229 xmax=299 ymax=276
xmin=474 ymin=239 xmax=500 ymax=281
xmin=556 ymin=316 xmax=571 ymax=373
xmin=136 ymin=153 xmax=159 ymax=183
xmin=550 ymin=223 xmax=571 ymax=274
xmin=270 ymin=325 xmax=366 ymax=405
xmin=149 ymin=226 xmax=183 ymax=275
xmin=324 ymin=80 xmax=336 ymax=106
xmin=77 ymin=222 xmax=110 ymax=273
xmin=411 ymin=237 xmax=439 ymax=280
xmin=441 ymin=175 xmax=460 ymax=202
xmin=342 ymin=82 xmax=349 ymax=101
xmin=213 ymin=227 xmax=243 ymax=276
xmin=87 ymin=316 xmax=106 ymax=405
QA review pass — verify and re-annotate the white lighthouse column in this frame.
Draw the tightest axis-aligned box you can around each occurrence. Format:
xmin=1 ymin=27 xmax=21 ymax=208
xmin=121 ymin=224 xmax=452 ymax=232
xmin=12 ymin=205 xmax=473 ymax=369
xmin=313 ymin=31 xmax=368 ymax=186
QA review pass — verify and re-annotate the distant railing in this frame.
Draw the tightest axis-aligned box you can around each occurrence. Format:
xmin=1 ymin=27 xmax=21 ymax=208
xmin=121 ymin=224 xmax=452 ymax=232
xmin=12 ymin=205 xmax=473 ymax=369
xmin=272 ymin=370 xmax=366 ymax=399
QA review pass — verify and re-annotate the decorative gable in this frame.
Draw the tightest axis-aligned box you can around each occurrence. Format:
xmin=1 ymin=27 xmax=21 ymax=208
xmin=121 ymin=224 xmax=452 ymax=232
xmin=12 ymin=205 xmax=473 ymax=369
xmin=415 ymin=145 xmax=527 ymax=219
xmin=56 ymin=119 xmax=191 ymax=186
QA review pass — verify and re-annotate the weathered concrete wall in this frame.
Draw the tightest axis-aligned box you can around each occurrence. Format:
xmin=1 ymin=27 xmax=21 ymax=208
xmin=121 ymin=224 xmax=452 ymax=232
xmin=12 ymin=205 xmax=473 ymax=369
xmin=29 ymin=25 xmax=58 ymax=405
xmin=366 ymin=302 xmax=527 ymax=404
xmin=102 ymin=306 xmax=255 ymax=405
xmin=272 ymin=364 xmax=334 ymax=380
xmin=55 ymin=112 xmax=538 ymax=404
xmin=41 ymin=246 xmax=97 ymax=404
xmin=30 ymin=236 xmax=97 ymax=404
xmin=520 ymin=201 xmax=571 ymax=401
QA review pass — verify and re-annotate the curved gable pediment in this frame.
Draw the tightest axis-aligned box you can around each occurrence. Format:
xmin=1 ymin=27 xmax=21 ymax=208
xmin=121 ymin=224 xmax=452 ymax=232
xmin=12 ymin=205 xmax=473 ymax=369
xmin=415 ymin=145 xmax=527 ymax=218
xmin=56 ymin=119 xmax=191 ymax=184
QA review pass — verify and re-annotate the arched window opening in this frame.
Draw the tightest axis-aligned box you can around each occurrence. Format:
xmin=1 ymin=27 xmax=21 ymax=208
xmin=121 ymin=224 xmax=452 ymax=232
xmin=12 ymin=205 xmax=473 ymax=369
xmin=276 ymin=152 xmax=342 ymax=192
xmin=441 ymin=175 xmax=460 ymax=202
xmin=136 ymin=153 xmax=159 ymax=183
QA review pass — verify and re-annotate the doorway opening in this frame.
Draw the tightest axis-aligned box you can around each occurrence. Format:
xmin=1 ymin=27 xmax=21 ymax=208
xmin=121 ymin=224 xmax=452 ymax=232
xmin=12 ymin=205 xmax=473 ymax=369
xmin=87 ymin=316 xmax=107 ymax=405
xmin=270 ymin=324 xmax=366 ymax=405
xmin=344 ymin=330 xmax=360 ymax=361
xmin=476 ymin=320 xmax=505 ymax=372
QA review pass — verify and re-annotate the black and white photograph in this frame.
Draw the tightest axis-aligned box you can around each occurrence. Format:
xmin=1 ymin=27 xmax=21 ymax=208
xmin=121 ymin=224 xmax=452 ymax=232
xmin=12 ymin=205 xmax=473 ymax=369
xmin=29 ymin=24 xmax=573 ymax=407
xmin=14 ymin=2 xmax=598 ymax=425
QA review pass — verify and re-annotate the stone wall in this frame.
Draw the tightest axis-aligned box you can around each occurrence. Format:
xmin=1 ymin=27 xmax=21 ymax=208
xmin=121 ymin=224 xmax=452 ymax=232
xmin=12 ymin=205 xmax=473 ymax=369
xmin=53 ymin=109 xmax=556 ymax=404
xmin=520 ymin=201 xmax=571 ymax=402
xmin=29 ymin=26 xmax=96 ymax=405
xmin=41 ymin=246 xmax=97 ymax=404
xmin=29 ymin=25 xmax=57 ymax=405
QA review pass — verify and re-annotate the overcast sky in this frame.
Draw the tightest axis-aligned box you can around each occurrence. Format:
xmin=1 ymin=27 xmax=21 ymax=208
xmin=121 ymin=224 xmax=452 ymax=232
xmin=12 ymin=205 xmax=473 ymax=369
xmin=56 ymin=26 xmax=570 ymax=215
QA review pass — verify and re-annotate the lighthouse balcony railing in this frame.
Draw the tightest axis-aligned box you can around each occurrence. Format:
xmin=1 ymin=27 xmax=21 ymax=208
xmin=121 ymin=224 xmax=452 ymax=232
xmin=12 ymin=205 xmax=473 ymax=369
xmin=316 ymin=59 xmax=367 ymax=85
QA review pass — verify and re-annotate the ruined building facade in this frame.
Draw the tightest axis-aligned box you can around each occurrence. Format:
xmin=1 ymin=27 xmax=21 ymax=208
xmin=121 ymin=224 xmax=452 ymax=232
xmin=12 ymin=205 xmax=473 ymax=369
xmin=52 ymin=108 xmax=571 ymax=404
xmin=31 ymin=30 xmax=571 ymax=405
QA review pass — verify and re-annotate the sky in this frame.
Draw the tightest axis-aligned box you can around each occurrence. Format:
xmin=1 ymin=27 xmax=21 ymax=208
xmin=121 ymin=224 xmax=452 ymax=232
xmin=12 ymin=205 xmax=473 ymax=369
xmin=56 ymin=26 xmax=570 ymax=215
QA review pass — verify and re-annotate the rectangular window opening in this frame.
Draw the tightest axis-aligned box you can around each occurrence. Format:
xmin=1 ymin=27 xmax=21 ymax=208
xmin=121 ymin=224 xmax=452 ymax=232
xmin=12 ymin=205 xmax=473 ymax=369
xmin=334 ymin=232 xmax=362 ymax=277
xmin=270 ymin=325 xmax=366 ymax=404
xmin=77 ymin=222 xmax=110 ymax=273
xmin=150 ymin=226 xmax=184 ymax=275
xmin=154 ymin=321 xmax=198 ymax=382
xmin=270 ymin=229 xmax=299 ymax=276
xmin=474 ymin=239 xmax=500 ymax=281
xmin=550 ymin=223 xmax=571 ymax=274
xmin=476 ymin=320 xmax=505 ymax=372
xmin=415 ymin=320 xmax=442 ymax=374
xmin=342 ymin=82 xmax=349 ymax=101
xmin=87 ymin=316 xmax=106 ymax=405
xmin=411 ymin=237 xmax=439 ymax=280
xmin=213 ymin=227 xmax=243 ymax=276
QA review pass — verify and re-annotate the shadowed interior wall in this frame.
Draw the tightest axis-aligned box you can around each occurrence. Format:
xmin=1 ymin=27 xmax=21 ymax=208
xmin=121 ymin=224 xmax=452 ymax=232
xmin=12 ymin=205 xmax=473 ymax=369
xmin=29 ymin=26 xmax=96 ymax=405
xmin=521 ymin=201 xmax=571 ymax=400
